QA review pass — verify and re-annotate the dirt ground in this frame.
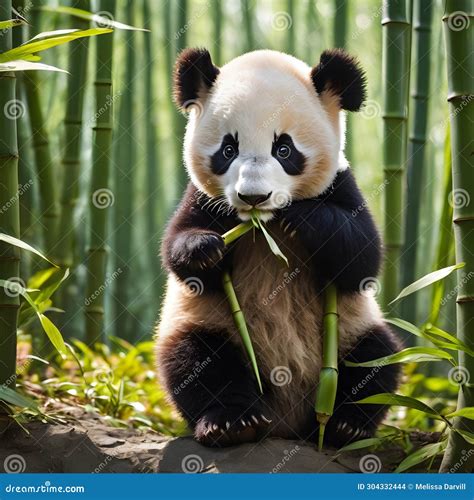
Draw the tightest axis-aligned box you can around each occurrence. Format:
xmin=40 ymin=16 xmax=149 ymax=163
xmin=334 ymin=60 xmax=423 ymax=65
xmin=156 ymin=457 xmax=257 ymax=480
xmin=0 ymin=408 xmax=437 ymax=473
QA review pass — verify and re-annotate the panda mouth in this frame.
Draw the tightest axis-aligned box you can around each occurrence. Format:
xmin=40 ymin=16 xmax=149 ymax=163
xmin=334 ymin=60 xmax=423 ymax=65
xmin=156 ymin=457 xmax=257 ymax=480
xmin=237 ymin=207 xmax=274 ymax=222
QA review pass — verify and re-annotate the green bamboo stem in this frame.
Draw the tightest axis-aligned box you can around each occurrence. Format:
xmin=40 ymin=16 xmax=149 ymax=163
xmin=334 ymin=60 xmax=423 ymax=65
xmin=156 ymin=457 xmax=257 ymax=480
xmin=0 ymin=0 xmax=20 ymax=388
xmin=400 ymin=0 xmax=433 ymax=327
xmin=241 ymin=0 xmax=254 ymax=52
xmin=142 ymin=0 xmax=163 ymax=300
xmin=439 ymin=0 xmax=474 ymax=473
xmin=428 ymin=128 xmax=454 ymax=325
xmin=315 ymin=283 xmax=339 ymax=450
xmin=84 ymin=0 xmax=116 ymax=346
xmin=22 ymin=1 xmax=59 ymax=257
xmin=222 ymin=271 xmax=263 ymax=394
xmin=56 ymin=0 xmax=91 ymax=269
xmin=285 ymin=0 xmax=295 ymax=54
xmin=332 ymin=0 xmax=353 ymax=165
xmin=212 ymin=0 xmax=223 ymax=65
xmin=112 ymin=1 xmax=136 ymax=341
xmin=174 ymin=0 xmax=189 ymax=195
xmin=381 ymin=1 xmax=411 ymax=311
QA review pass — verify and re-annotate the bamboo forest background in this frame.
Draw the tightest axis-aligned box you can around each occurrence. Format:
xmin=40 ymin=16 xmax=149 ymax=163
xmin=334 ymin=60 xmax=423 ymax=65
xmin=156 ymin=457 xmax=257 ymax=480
xmin=1 ymin=0 xmax=473 ymax=472
xmin=9 ymin=0 xmax=457 ymax=344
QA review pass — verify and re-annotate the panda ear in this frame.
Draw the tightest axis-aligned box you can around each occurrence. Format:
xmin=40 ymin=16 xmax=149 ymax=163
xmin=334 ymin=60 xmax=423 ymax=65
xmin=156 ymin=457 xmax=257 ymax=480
xmin=310 ymin=49 xmax=367 ymax=112
xmin=173 ymin=48 xmax=220 ymax=111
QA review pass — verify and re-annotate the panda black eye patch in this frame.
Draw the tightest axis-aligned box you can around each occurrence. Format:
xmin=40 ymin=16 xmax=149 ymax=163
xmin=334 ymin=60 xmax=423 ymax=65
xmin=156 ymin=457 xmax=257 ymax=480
xmin=210 ymin=133 xmax=239 ymax=175
xmin=272 ymin=133 xmax=306 ymax=175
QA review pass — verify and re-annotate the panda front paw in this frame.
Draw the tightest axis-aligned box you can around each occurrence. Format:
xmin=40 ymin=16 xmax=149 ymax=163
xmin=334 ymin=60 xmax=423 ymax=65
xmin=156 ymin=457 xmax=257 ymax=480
xmin=194 ymin=406 xmax=272 ymax=448
xmin=324 ymin=418 xmax=375 ymax=448
xmin=172 ymin=230 xmax=225 ymax=272
xmin=278 ymin=199 xmax=320 ymax=235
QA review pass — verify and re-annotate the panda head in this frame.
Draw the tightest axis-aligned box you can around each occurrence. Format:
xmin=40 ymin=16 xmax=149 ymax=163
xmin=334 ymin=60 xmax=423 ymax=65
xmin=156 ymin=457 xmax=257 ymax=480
xmin=173 ymin=48 xmax=366 ymax=221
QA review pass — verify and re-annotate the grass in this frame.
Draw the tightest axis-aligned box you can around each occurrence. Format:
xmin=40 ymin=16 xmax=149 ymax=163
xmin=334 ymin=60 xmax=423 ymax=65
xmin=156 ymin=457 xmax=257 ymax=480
xmin=12 ymin=335 xmax=186 ymax=436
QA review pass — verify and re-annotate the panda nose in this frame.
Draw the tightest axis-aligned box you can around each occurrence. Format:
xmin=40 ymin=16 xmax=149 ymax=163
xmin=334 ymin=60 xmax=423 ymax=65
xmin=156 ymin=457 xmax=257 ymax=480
xmin=238 ymin=192 xmax=272 ymax=207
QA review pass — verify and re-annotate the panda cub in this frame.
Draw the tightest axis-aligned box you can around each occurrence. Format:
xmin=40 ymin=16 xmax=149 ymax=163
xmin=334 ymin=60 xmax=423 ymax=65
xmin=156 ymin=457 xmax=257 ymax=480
xmin=156 ymin=47 xmax=401 ymax=448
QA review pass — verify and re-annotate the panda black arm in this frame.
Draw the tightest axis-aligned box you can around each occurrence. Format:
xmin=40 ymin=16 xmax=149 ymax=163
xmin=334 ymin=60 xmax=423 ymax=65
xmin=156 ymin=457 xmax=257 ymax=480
xmin=281 ymin=169 xmax=382 ymax=292
xmin=162 ymin=183 xmax=239 ymax=291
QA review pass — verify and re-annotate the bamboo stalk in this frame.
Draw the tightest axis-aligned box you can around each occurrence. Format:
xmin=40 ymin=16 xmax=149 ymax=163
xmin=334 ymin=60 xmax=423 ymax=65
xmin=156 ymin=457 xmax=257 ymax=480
xmin=315 ymin=283 xmax=339 ymax=450
xmin=174 ymin=0 xmax=189 ymax=195
xmin=22 ymin=0 xmax=59 ymax=257
xmin=381 ymin=1 xmax=411 ymax=310
xmin=84 ymin=0 xmax=116 ymax=345
xmin=212 ymin=0 xmax=223 ymax=65
xmin=56 ymin=0 xmax=91 ymax=270
xmin=428 ymin=128 xmax=454 ymax=325
xmin=142 ymin=0 xmax=163 ymax=300
xmin=400 ymin=0 xmax=433 ymax=326
xmin=0 ymin=0 xmax=20 ymax=388
xmin=241 ymin=0 xmax=254 ymax=52
xmin=112 ymin=1 xmax=136 ymax=341
xmin=439 ymin=0 xmax=474 ymax=473
xmin=285 ymin=0 xmax=295 ymax=54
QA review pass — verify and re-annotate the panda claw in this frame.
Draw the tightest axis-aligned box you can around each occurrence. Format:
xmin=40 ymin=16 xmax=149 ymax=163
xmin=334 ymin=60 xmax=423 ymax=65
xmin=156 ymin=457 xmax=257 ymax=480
xmin=251 ymin=415 xmax=259 ymax=425
xmin=241 ymin=419 xmax=247 ymax=427
xmin=226 ymin=421 xmax=231 ymax=430
xmin=261 ymin=414 xmax=272 ymax=424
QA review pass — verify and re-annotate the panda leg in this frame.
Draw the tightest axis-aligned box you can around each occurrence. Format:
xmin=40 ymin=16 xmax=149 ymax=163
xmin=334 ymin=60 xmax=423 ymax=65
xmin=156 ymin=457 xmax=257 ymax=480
xmin=157 ymin=327 xmax=271 ymax=447
xmin=324 ymin=323 xmax=402 ymax=448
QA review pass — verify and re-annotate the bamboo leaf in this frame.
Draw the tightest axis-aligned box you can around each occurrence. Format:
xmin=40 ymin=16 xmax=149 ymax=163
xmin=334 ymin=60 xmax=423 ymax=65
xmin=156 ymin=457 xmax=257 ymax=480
xmin=252 ymin=216 xmax=288 ymax=266
xmin=338 ymin=437 xmax=386 ymax=452
xmin=386 ymin=318 xmax=424 ymax=338
xmin=390 ymin=263 xmax=465 ymax=304
xmin=37 ymin=313 xmax=68 ymax=358
xmin=394 ymin=441 xmax=447 ymax=473
xmin=40 ymin=5 xmax=149 ymax=32
xmin=355 ymin=393 xmax=443 ymax=419
xmin=424 ymin=325 xmax=474 ymax=357
xmin=0 ymin=233 xmax=57 ymax=266
xmin=0 ymin=28 xmax=112 ymax=63
xmin=345 ymin=347 xmax=454 ymax=367
xmin=0 ymin=60 xmax=67 ymax=72
xmin=0 ymin=385 xmax=38 ymax=409
xmin=0 ymin=19 xmax=23 ymax=29
xmin=446 ymin=407 xmax=474 ymax=420
xmin=454 ymin=429 xmax=474 ymax=445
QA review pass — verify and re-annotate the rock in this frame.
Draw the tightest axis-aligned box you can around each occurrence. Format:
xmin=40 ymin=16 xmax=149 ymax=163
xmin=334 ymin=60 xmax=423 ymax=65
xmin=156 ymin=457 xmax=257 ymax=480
xmin=0 ymin=417 xmax=402 ymax=473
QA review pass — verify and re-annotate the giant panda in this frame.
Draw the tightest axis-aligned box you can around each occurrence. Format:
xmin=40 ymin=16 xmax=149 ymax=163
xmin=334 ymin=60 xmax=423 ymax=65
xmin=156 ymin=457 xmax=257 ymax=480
xmin=156 ymin=47 xmax=401 ymax=448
